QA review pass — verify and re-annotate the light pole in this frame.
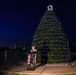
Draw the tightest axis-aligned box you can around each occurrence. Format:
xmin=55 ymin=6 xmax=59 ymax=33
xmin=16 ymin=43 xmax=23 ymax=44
xmin=5 ymin=48 xmax=7 ymax=70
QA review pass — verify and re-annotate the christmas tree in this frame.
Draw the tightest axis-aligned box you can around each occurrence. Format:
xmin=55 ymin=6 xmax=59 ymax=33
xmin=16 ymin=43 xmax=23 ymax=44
xmin=32 ymin=5 xmax=70 ymax=63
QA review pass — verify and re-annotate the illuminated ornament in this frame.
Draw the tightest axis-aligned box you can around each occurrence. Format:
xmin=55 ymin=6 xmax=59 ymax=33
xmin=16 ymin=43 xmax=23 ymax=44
xmin=46 ymin=37 xmax=47 ymax=38
xmin=47 ymin=5 xmax=53 ymax=11
xmin=59 ymin=48 xmax=60 ymax=50
xmin=59 ymin=27 xmax=61 ymax=29
xmin=51 ymin=60 xmax=53 ymax=61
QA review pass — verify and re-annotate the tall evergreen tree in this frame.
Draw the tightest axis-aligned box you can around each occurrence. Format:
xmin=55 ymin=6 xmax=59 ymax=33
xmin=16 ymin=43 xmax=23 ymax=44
xmin=32 ymin=5 xmax=70 ymax=63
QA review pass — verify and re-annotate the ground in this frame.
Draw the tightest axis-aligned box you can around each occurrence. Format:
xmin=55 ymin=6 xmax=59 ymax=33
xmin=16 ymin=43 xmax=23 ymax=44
xmin=0 ymin=61 xmax=76 ymax=75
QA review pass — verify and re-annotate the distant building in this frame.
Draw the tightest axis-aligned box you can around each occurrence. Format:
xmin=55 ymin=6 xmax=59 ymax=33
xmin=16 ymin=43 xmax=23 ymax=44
xmin=23 ymin=46 xmax=26 ymax=50
xmin=10 ymin=46 xmax=13 ymax=49
xmin=14 ymin=43 xmax=17 ymax=49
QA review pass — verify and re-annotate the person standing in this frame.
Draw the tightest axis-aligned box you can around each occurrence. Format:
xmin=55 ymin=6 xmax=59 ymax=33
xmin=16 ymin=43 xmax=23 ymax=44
xmin=27 ymin=46 xmax=37 ymax=70
xmin=31 ymin=46 xmax=37 ymax=64
xmin=41 ymin=42 xmax=49 ymax=65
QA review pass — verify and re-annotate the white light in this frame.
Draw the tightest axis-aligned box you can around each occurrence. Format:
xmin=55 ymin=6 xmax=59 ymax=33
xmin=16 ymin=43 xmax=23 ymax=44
xmin=47 ymin=5 xmax=53 ymax=11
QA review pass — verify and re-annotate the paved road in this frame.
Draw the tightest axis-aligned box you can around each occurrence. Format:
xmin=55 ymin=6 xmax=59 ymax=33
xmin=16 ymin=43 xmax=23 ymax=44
xmin=0 ymin=63 xmax=76 ymax=75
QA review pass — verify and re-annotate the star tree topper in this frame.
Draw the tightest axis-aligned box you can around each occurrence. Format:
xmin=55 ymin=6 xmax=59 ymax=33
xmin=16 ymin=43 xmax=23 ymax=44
xmin=47 ymin=5 xmax=53 ymax=11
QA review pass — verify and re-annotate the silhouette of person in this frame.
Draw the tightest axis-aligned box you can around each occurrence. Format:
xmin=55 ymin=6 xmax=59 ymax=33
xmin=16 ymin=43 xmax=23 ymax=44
xmin=41 ymin=42 xmax=49 ymax=65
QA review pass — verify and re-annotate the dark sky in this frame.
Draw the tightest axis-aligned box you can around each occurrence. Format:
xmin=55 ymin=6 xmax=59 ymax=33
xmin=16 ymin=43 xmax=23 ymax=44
xmin=0 ymin=0 xmax=76 ymax=47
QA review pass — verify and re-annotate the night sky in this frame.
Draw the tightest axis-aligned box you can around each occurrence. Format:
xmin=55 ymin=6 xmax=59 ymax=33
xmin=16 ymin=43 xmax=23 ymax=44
xmin=0 ymin=0 xmax=76 ymax=47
